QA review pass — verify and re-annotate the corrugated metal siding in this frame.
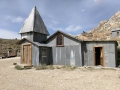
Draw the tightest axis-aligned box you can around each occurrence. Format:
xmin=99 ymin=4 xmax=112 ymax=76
xmin=21 ymin=32 xmax=33 ymax=41
xmin=64 ymin=36 xmax=79 ymax=45
xmin=33 ymin=32 xmax=47 ymax=43
xmin=47 ymin=34 xmax=82 ymax=66
xmin=32 ymin=44 xmax=39 ymax=66
xmin=47 ymin=35 xmax=80 ymax=46
xmin=112 ymin=31 xmax=120 ymax=37
xmin=112 ymin=32 xmax=117 ymax=37
xmin=83 ymin=42 xmax=116 ymax=67
xmin=52 ymin=45 xmax=82 ymax=66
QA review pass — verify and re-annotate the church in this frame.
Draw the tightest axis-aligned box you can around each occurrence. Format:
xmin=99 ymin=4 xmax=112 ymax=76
xmin=18 ymin=6 xmax=118 ymax=67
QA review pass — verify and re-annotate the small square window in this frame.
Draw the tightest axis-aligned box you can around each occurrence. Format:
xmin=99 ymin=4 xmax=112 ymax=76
xmin=42 ymin=48 xmax=47 ymax=57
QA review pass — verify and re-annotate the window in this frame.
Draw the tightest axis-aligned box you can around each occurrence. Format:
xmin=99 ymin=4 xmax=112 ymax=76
xmin=56 ymin=34 xmax=64 ymax=46
xmin=42 ymin=48 xmax=47 ymax=57
xmin=117 ymin=32 xmax=119 ymax=36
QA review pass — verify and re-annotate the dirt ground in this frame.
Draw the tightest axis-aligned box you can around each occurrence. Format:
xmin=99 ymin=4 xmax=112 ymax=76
xmin=0 ymin=57 xmax=120 ymax=90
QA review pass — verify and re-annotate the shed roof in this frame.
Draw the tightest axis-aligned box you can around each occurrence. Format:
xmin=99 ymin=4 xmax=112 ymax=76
xmin=19 ymin=6 xmax=49 ymax=35
xmin=18 ymin=38 xmax=51 ymax=47
xmin=45 ymin=30 xmax=82 ymax=43
xmin=112 ymin=28 xmax=120 ymax=32
xmin=45 ymin=30 xmax=118 ymax=44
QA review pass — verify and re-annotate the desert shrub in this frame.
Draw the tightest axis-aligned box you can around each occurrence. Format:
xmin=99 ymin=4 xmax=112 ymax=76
xmin=15 ymin=65 xmax=23 ymax=70
xmin=36 ymin=64 xmax=47 ymax=70
xmin=56 ymin=66 xmax=61 ymax=69
xmin=87 ymin=66 xmax=94 ymax=71
xmin=47 ymin=65 xmax=54 ymax=70
xmin=36 ymin=64 xmax=55 ymax=70
xmin=61 ymin=65 xmax=77 ymax=70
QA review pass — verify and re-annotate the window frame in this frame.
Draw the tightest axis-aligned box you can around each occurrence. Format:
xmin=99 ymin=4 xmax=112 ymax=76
xmin=56 ymin=34 xmax=64 ymax=47
xmin=41 ymin=48 xmax=47 ymax=57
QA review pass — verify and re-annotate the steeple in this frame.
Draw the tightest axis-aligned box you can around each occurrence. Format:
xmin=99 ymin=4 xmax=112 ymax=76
xmin=19 ymin=6 xmax=49 ymax=35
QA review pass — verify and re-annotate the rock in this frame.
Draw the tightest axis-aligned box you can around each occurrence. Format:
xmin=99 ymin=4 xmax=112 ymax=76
xmin=76 ymin=10 xmax=120 ymax=42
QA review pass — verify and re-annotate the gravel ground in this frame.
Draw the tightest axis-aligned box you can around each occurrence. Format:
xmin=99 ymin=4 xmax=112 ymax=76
xmin=0 ymin=57 xmax=120 ymax=90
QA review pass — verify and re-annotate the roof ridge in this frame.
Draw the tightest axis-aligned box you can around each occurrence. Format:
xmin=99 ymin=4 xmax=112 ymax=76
xmin=33 ymin=6 xmax=36 ymax=33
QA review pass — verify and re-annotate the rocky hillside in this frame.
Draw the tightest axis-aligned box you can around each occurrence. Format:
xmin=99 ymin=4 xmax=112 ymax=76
xmin=76 ymin=11 xmax=120 ymax=42
xmin=0 ymin=38 xmax=20 ymax=56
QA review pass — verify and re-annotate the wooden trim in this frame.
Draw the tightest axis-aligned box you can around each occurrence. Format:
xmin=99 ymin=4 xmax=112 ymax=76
xmin=30 ymin=44 xmax=32 ymax=65
xmin=56 ymin=34 xmax=64 ymax=47
xmin=93 ymin=46 xmax=104 ymax=66
xmin=102 ymin=46 xmax=104 ymax=66
xmin=93 ymin=47 xmax=95 ymax=66
xmin=22 ymin=45 xmax=24 ymax=64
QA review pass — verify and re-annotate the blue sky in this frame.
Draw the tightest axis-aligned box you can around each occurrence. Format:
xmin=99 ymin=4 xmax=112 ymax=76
xmin=0 ymin=0 xmax=120 ymax=39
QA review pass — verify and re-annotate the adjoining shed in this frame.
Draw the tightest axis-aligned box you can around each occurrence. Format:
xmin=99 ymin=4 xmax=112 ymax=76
xmin=82 ymin=41 xmax=117 ymax=67
xmin=112 ymin=28 xmax=120 ymax=37
xmin=18 ymin=6 xmax=118 ymax=67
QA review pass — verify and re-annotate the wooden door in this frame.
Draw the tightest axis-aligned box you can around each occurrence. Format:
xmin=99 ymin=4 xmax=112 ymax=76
xmin=22 ymin=44 xmax=32 ymax=65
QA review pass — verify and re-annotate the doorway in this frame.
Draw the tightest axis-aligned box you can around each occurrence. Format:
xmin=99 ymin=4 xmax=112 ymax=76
xmin=94 ymin=47 xmax=104 ymax=66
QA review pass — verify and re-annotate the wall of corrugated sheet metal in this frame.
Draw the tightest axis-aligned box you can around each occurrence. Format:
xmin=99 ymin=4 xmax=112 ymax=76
xmin=47 ymin=35 xmax=82 ymax=66
xmin=33 ymin=32 xmax=47 ymax=43
xmin=83 ymin=41 xmax=116 ymax=67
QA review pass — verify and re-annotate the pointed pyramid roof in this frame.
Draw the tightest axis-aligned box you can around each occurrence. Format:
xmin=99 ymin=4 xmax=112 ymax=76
xmin=19 ymin=6 xmax=49 ymax=35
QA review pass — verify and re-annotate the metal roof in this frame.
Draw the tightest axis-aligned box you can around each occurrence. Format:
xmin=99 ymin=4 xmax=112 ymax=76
xmin=45 ymin=30 xmax=118 ymax=44
xmin=19 ymin=6 xmax=49 ymax=35
xmin=18 ymin=38 xmax=51 ymax=47
xmin=45 ymin=30 xmax=83 ymax=42
xmin=112 ymin=28 xmax=120 ymax=32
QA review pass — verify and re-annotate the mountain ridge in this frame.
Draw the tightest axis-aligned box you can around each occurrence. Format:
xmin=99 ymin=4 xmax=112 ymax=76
xmin=76 ymin=11 xmax=120 ymax=42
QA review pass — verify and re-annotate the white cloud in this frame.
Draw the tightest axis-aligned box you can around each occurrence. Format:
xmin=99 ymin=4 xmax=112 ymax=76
xmin=94 ymin=0 xmax=101 ymax=2
xmin=94 ymin=0 xmax=106 ymax=4
xmin=51 ymin=21 xmax=59 ymax=25
xmin=66 ymin=25 xmax=82 ymax=32
xmin=47 ymin=21 xmax=62 ymax=31
xmin=6 ymin=16 xmax=24 ymax=23
xmin=49 ymin=25 xmax=63 ymax=31
xmin=82 ymin=9 xmax=86 ymax=12
xmin=0 ymin=28 xmax=20 ymax=39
